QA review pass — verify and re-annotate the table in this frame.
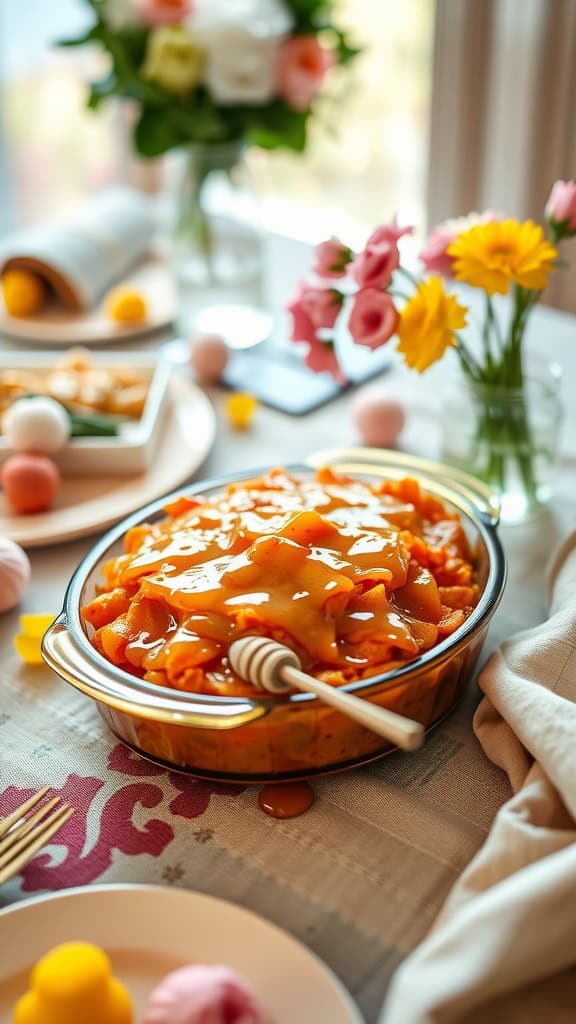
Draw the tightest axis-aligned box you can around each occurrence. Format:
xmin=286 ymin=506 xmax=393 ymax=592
xmin=1 ymin=237 xmax=575 ymax=1022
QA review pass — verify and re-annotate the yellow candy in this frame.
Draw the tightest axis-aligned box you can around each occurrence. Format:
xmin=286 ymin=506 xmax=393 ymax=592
xmin=225 ymin=392 xmax=258 ymax=430
xmin=14 ymin=942 xmax=132 ymax=1024
xmin=19 ymin=614 xmax=55 ymax=638
xmin=106 ymin=287 xmax=147 ymax=325
xmin=14 ymin=634 xmax=44 ymax=665
xmin=14 ymin=613 xmax=56 ymax=663
xmin=2 ymin=270 xmax=47 ymax=318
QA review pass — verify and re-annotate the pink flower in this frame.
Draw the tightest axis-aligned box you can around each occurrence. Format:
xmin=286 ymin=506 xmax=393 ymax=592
xmin=420 ymin=210 xmax=504 ymax=277
xmin=299 ymin=283 xmax=343 ymax=329
xmin=420 ymin=225 xmax=456 ymax=277
xmin=313 ymin=236 xmax=352 ymax=279
xmin=276 ymin=36 xmax=333 ymax=111
xmin=350 ymin=240 xmax=400 ymax=290
xmin=286 ymin=288 xmax=317 ymax=345
xmin=546 ymin=180 xmax=576 ymax=233
xmin=304 ymin=337 xmax=346 ymax=384
xmin=348 ymin=289 xmax=399 ymax=350
xmin=367 ymin=217 xmax=413 ymax=247
xmin=138 ymin=0 xmax=192 ymax=26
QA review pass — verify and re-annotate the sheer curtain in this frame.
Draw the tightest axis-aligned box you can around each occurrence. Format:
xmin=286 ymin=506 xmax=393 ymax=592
xmin=428 ymin=0 xmax=576 ymax=312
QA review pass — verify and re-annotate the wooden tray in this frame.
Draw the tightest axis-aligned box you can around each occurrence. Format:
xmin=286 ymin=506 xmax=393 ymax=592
xmin=0 ymin=375 xmax=216 ymax=548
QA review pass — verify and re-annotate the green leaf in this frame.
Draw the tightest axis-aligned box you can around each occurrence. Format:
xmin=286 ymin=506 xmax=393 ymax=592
xmin=134 ymin=108 xmax=183 ymax=158
xmin=133 ymin=98 xmax=229 ymax=157
xmin=68 ymin=413 xmax=122 ymax=437
xmin=331 ymin=28 xmax=363 ymax=65
xmin=56 ymin=24 xmax=103 ymax=48
xmin=247 ymin=103 xmax=309 ymax=152
xmin=285 ymin=0 xmax=334 ymax=31
xmin=87 ymin=74 xmax=118 ymax=110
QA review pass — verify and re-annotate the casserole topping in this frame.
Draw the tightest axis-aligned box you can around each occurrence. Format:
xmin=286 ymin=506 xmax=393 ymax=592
xmin=82 ymin=468 xmax=479 ymax=695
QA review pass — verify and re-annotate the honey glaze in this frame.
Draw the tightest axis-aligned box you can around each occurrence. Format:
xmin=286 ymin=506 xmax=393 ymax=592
xmin=258 ymin=782 xmax=315 ymax=819
xmin=83 ymin=468 xmax=479 ymax=696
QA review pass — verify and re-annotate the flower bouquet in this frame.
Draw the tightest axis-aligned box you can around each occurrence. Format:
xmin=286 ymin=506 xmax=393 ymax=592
xmin=63 ymin=0 xmax=359 ymax=332
xmin=62 ymin=0 xmax=359 ymax=157
xmin=287 ymin=181 xmax=576 ymax=521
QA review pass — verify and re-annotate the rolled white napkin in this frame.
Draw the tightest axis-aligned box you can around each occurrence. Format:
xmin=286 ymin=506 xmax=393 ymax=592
xmin=0 ymin=186 xmax=156 ymax=312
xmin=381 ymin=531 xmax=576 ymax=1024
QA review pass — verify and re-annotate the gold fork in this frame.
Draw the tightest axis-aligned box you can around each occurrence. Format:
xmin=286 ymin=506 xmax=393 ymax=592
xmin=0 ymin=788 xmax=74 ymax=885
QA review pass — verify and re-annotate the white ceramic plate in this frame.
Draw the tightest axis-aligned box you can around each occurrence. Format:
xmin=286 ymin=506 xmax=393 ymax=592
xmin=0 ymin=375 xmax=216 ymax=548
xmin=0 ymin=257 xmax=175 ymax=346
xmin=0 ymin=885 xmax=363 ymax=1023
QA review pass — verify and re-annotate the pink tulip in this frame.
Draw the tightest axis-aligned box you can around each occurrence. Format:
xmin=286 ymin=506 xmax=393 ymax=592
xmin=546 ymin=180 xmax=576 ymax=233
xmin=350 ymin=239 xmax=400 ymax=290
xmin=276 ymin=36 xmax=333 ymax=111
xmin=286 ymin=288 xmax=317 ymax=345
xmin=298 ymin=283 xmax=343 ymax=329
xmin=348 ymin=289 xmax=399 ymax=350
xmin=367 ymin=217 xmax=413 ymax=247
xmin=304 ymin=337 xmax=346 ymax=384
xmin=138 ymin=0 xmax=192 ymax=26
xmin=312 ymin=236 xmax=352 ymax=279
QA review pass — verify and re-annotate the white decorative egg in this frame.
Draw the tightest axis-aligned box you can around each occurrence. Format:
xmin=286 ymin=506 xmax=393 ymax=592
xmin=352 ymin=386 xmax=405 ymax=447
xmin=2 ymin=397 xmax=70 ymax=454
xmin=190 ymin=333 xmax=229 ymax=383
xmin=0 ymin=536 xmax=31 ymax=613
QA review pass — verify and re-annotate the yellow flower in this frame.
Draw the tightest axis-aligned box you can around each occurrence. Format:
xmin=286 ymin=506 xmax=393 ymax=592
xmin=447 ymin=218 xmax=557 ymax=295
xmin=397 ymin=276 xmax=467 ymax=373
xmin=143 ymin=26 xmax=204 ymax=94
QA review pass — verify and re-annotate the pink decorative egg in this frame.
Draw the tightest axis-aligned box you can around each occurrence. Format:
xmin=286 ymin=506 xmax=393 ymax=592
xmin=144 ymin=964 xmax=267 ymax=1024
xmin=1 ymin=453 xmax=60 ymax=514
xmin=352 ymin=386 xmax=405 ymax=447
xmin=0 ymin=536 xmax=31 ymax=612
xmin=190 ymin=333 xmax=229 ymax=383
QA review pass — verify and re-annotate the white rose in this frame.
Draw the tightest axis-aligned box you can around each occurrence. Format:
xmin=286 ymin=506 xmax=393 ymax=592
xmin=190 ymin=0 xmax=293 ymax=38
xmin=202 ymin=30 xmax=281 ymax=105
xmin=102 ymin=0 xmax=141 ymax=30
xmin=190 ymin=0 xmax=293 ymax=105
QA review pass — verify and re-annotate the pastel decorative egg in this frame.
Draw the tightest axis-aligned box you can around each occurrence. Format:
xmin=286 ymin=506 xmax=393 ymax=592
xmin=352 ymin=387 xmax=405 ymax=447
xmin=106 ymin=286 xmax=148 ymax=325
xmin=144 ymin=964 xmax=267 ymax=1024
xmin=1 ymin=269 xmax=47 ymax=318
xmin=190 ymin=333 xmax=229 ymax=383
xmin=2 ymin=396 xmax=70 ymax=454
xmin=1 ymin=453 xmax=60 ymax=514
xmin=0 ymin=537 xmax=31 ymax=613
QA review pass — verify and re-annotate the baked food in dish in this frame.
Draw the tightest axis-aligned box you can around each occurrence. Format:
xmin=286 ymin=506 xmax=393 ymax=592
xmin=82 ymin=468 xmax=479 ymax=697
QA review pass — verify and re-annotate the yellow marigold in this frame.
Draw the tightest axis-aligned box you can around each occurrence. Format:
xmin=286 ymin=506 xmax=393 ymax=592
xmin=397 ymin=276 xmax=467 ymax=373
xmin=447 ymin=218 xmax=557 ymax=295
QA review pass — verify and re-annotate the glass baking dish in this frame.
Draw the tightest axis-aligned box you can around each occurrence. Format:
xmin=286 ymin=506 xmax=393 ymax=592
xmin=42 ymin=448 xmax=506 ymax=782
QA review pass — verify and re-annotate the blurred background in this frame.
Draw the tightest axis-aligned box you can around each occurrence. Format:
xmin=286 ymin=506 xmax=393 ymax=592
xmin=0 ymin=0 xmax=574 ymax=309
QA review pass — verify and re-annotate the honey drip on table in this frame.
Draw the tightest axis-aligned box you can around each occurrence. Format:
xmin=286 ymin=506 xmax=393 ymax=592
xmin=258 ymin=782 xmax=314 ymax=819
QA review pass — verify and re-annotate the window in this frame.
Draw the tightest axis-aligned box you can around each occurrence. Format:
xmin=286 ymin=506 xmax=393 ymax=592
xmin=250 ymin=0 xmax=435 ymax=246
xmin=0 ymin=0 xmax=435 ymax=246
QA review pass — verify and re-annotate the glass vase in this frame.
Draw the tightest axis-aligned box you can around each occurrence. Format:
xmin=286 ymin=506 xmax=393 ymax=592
xmin=169 ymin=142 xmax=268 ymax=346
xmin=441 ymin=361 xmax=563 ymax=524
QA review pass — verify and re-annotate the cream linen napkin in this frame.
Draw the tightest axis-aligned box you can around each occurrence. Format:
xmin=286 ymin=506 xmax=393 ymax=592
xmin=381 ymin=530 xmax=576 ymax=1024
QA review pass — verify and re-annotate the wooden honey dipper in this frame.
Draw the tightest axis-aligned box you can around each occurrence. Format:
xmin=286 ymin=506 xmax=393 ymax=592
xmin=228 ymin=636 xmax=425 ymax=752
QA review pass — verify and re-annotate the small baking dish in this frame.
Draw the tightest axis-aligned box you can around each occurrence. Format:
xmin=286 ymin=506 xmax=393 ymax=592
xmin=43 ymin=448 xmax=506 ymax=782
xmin=0 ymin=351 xmax=171 ymax=476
